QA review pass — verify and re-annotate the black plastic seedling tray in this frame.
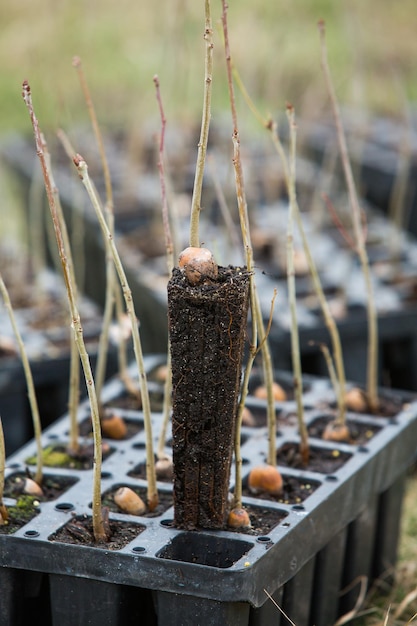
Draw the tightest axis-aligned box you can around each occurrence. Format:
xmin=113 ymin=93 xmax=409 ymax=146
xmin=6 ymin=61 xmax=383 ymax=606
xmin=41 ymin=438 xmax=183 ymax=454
xmin=1 ymin=355 xmax=416 ymax=626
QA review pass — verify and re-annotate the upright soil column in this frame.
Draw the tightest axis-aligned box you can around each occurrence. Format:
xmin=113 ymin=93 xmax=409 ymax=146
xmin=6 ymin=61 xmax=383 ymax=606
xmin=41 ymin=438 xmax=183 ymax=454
xmin=168 ymin=265 xmax=250 ymax=530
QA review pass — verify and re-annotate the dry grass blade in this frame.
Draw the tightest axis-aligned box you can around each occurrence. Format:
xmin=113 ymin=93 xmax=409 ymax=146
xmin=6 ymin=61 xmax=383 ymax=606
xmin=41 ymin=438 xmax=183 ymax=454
xmin=264 ymin=589 xmax=297 ymax=626
xmin=394 ymin=587 xmax=417 ymax=621
xmin=334 ymin=575 xmax=368 ymax=626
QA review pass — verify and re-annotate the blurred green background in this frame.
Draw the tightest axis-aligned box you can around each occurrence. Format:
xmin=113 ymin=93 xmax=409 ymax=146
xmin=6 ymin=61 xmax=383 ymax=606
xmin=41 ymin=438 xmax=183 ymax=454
xmin=2 ymin=0 xmax=417 ymax=135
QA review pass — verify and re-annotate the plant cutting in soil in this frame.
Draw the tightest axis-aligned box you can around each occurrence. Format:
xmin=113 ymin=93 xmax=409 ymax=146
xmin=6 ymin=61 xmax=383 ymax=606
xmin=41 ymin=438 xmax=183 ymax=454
xmin=167 ymin=0 xmax=252 ymax=531
xmin=23 ymin=80 xmax=110 ymax=542
xmin=220 ymin=0 xmax=283 ymax=528
xmin=318 ymin=20 xmax=380 ymax=415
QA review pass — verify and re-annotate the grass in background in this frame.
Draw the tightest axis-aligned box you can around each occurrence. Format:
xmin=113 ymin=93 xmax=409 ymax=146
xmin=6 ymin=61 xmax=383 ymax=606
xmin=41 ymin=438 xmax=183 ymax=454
xmin=1 ymin=0 xmax=417 ymax=134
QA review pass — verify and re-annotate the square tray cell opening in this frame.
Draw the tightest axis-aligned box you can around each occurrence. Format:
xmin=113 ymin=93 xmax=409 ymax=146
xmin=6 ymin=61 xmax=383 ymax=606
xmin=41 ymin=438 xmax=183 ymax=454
xmin=157 ymin=532 xmax=253 ymax=569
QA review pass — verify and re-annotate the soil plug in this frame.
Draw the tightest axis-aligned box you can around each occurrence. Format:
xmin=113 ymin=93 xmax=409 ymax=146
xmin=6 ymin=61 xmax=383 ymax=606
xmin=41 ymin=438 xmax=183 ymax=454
xmin=168 ymin=261 xmax=250 ymax=529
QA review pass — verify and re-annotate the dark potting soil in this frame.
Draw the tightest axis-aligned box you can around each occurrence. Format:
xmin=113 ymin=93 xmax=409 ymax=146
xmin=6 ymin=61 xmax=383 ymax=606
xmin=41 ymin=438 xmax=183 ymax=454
xmin=277 ymin=442 xmax=352 ymax=473
xmin=0 ymin=497 xmax=39 ymax=534
xmin=1 ymin=473 xmax=78 ymax=535
xmin=78 ymin=415 xmax=143 ymax=440
xmin=128 ymin=459 xmax=173 ymax=484
xmin=168 ymin=265 xmax=251 ymax=530
xmin=244 ymin=406 xmax=299 ymax=429
xmin=5 ymin=472 xmax=78 ymax=501
xmin=104 ymin=389 xmax=164 ymax=412
xmin=242 ymin=474 xmax=320 ymax=506
xmin=49 ymin=514 xmax=146 ymax=550
xmin=307 ymin=415 xmax=382 ymax=445
xmin=101 ymin=486 xmax=173 ymax=517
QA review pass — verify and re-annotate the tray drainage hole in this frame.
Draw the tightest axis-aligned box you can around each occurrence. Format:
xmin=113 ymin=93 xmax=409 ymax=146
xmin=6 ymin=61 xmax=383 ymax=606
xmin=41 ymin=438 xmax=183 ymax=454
xmin=101 ymin=472 xmax=112 ymax=479
xmin=389 ymin=418 xmax=398 ymax=426
xmin=48 ymin=434 xmax=59 ymax=440
xmin=55 ymin=502 xmax=74 ymax=512
xmin=256 ymin=536 xmax=272 ymax=544
xmin=358 ymin=445 xmax=369 ymax=453
xmin=292 ymin=504 xmax=305 ymax=512
xmin=160 ymin=519 xmax=174 ymax=528
xmin=281 ymin=522 xmax=291 ymax=528
xmin=132 ymin=546 xmax=146 ymax=554
xmin=7 ymin=463 xmax=20 ymax=470
xmin=132 ymin=442 xmax=146 ymax=450
xmin=24 ymin=530 xmax=40 ymax=538
xmin=325 ymin=475 xmax=338 ymax=482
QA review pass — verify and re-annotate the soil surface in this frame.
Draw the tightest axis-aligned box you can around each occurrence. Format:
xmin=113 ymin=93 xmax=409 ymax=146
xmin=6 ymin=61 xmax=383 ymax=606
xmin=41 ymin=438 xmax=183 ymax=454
xmin=307 ymin=415 xmax=382 ymax=445
xmin=50 ymin=514 xmax=146 ymax=550
xmin=242 ymin=473 xmax=320 ymax=506
xmin=102 ymin=486 xmax=173 ymax=517
xmin=277 ymin=442 xmax=352 ymax=473
xmin=79 ymin=415 xmax=143 ymax=440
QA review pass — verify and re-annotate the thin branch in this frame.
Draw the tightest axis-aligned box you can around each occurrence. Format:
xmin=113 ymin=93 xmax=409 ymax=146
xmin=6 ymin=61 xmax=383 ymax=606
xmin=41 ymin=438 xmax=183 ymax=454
xmin=22 ymin=80 xmax=107 ymax=542
xmin=318 ymin=20 xmax=378 ymax=412
xmin=189 ymin=0 xmax=214 ymax=247
xmin=73 ymin=155 xmax=158 ymax=511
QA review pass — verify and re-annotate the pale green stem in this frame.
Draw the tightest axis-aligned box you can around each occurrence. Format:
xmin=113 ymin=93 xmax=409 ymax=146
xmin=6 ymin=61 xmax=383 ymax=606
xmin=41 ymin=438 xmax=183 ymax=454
xmin=73 ymin=59 xmax=119 ymax=400
xmin=319 ymin=21 xmax=378 ymax=412
xmin=94 ymin=211 xmax=116 ymax=402
xmin=286 ymin=107 xmax=309 ymax=462
xmin=153 ymin=75 xmax=174 ymax=459
xmin=267 ymin=121 xmax=346 ymax=425
xmin=23 ymin=82 xmax=106 ymax=542
xmin=222 ymin=0 xmax=276 ymax=498
xmin=75 ymin=158 xmax=158 ymax=511
xmin=0 ymin=275 xmax=43 ymax=485
xmin=43 ymin=135 xmax=80 ymax=453
xmin=189 ymin=0 xmax=213 ymax=247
